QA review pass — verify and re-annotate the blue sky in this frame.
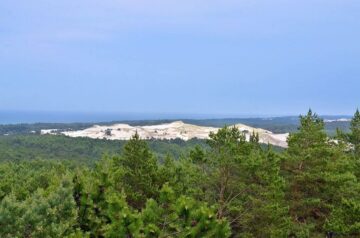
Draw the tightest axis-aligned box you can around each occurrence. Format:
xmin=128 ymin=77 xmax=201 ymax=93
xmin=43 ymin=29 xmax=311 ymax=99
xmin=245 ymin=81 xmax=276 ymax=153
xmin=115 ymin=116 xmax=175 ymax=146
xmin=1 ymin=0 xmax=359 ymax=116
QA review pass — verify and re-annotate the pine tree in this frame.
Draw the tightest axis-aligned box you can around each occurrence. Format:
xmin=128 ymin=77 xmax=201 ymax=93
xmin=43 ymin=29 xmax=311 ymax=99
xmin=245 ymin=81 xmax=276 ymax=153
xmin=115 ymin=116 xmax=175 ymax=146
xmin=204 ymin=126 xmax=290 ymax=237
xmin=0 ymin=176 xmax=78 ymax=238
xmin=189 ymin=145 xmax=206 ymax=164
xmin=287 ymin=109 xmax=327 ymax=156
xmin=104 ymin=184 xmax=231 ymax=237
xmin=249 ymin=130 xmax=260 ymax=144
xmin=323 ymin=110 xmax=360 ymax=237
xmin=120 ymin=132 xmax=159 ymax=209
xmin=350 ymin=109 xmax=360 ymax=157
xmin=285 ymin=110 xmax=360 ymax=237
xmin=158 ymin=153 xmax=205 ymax=198
xmin=206 ymin=126 xmax=246 ymax=219
xmin=140 ymin=184 xmax=231 ymax=237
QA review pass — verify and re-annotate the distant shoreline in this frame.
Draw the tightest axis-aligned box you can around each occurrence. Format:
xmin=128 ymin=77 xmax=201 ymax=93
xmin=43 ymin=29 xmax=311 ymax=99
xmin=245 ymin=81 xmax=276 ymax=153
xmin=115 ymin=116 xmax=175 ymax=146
xmin=0 ymin=111 xmax=352 ymax=125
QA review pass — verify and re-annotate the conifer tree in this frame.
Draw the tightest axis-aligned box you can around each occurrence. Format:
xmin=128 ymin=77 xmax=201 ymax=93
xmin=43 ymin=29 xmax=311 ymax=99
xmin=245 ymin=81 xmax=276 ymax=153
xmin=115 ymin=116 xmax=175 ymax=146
xmin=120 ymin=132 xmax=159 ymax=209
xmin=285 ymin=110 xmax=360 ymax=237
xmin=249 ymin=130 xmax=260 ymax=144
xmin=73 ymin=157 xmax=115 ymax=236
xmin=350 ymin=109 xmax=360 ymax=157
xmin=206 ymin=126 xmax=246 ymax=219
xmin=287 ymin=109 xmax=327 ymax=156
xmin=158 ymin=153 xmax=205 ymax=198
xmin=189 ymin=145 xmax=206 ymax=164
xmin=0 ymin=176 xmax=78 ymax=238
xmin=205 ymin=126 xmax=290 ymax=237
xmin=103 ymin=184 xmax=231 ymax=237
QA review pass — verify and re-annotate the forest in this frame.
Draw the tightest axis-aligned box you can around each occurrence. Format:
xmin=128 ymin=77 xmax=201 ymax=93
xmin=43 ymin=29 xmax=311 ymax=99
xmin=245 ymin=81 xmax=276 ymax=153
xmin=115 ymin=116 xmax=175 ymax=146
xmin=0 ymin=110 xmax=359 ymax=238
xmin=0 ymin=135 xmax=208 ymax=164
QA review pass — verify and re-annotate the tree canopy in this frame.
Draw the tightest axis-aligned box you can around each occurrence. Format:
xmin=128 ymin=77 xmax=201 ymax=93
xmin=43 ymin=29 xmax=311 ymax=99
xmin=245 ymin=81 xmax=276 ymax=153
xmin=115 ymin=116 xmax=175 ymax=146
xmin=0 ymin=110 xmax=359 ymax=237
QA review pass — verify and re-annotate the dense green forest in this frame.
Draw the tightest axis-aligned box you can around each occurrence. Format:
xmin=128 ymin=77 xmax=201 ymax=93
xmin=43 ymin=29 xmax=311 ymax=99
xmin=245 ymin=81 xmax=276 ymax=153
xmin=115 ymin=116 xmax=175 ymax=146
xmin=0 ymin=110 xmax=359 ymax=237
xmin=0 ymin=135 xmax=208 ymax=164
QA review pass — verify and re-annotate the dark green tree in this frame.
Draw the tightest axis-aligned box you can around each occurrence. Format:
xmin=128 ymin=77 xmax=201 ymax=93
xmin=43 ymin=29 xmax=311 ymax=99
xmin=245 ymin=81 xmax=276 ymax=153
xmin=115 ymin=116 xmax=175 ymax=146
xmin=189 ymin=145 xmax=206 ymax=164
xmin=249 ymin=131 xmax=260 ymax=144
xmin=349 ymin=109 xmax=360 ymax=157
xmin=206 ymin=126 xmax=246 ymax=219
xmin=205 ymin=126 xmax=290 ymax=237
xmin=0 ymin=176 xmax=78 ymax=238
xmin=119 ymin=132 xmax=159 ymax=209
xmin=105 ymin=184 xmax=231 ymax=237
xmin=285 ymin=110 xmax=360 ymax=237
xmin=287 ymin=109 xmax=327 ymax=156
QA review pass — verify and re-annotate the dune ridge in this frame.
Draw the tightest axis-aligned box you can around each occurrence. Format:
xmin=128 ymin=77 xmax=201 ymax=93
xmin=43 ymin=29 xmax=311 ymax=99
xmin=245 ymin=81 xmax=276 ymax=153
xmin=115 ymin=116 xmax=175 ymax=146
xmin=42 ymin=121 xmax=289 ymax=148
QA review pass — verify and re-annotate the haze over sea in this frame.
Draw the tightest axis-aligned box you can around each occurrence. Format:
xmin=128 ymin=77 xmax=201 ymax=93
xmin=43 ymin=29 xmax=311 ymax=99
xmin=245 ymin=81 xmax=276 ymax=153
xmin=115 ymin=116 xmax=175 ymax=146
xmin=0 ymin=111 xmax=266 ymax=124
xmin=0 ymin=110 xmax=351 ymax=125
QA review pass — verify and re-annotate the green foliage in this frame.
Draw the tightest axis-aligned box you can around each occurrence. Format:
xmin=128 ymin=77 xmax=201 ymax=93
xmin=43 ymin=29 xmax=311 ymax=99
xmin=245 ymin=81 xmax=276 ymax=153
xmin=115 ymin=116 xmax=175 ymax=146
xmin=189 ymin=145 xmax=206 ymax=164
xmin=349 ymin=109 xmax=360 ymax=157
xmin=117 ymin=132 xmax=159 ymax=209
xmin=287 ymin=109 xmax=328 ymax=156
xmin=204 ymin=126 xmax=290 ymax=237
xmin=1 ymin=110 xmax=360 ymax=238
xmin=325 ymin=198 xmax=360 ymax=237
xmin=105 ymin=184 xmax=231 ymax=237
xmin=0 ymin=169 xmax=78 ymax=238
xmin=284 ymin=109 xmax=360 ymax=237
xmin=158 ymin=155 xmax=204 ymax=197
xmin=0 ymin=134 xmax=207 ymax=164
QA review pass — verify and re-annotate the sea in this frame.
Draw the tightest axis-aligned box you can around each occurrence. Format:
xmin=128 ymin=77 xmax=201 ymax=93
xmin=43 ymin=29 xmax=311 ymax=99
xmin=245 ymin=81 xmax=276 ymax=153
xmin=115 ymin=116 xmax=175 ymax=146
xmin=0 ymin=111 xmax=256 ymax=124
xmin=0 ymin=111 xmax=351 ymax=125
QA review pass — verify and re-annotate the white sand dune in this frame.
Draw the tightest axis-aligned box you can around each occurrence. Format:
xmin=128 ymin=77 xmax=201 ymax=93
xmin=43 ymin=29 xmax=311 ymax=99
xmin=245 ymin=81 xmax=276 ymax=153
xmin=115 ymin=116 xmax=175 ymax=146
xmin=44 ymin=121 xmax=289 ymax=147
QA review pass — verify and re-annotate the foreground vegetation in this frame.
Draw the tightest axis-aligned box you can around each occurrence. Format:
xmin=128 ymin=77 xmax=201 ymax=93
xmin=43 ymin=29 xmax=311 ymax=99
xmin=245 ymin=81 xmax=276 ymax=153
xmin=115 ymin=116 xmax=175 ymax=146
xmin=0 ymin=110 xmax=359 ymax=237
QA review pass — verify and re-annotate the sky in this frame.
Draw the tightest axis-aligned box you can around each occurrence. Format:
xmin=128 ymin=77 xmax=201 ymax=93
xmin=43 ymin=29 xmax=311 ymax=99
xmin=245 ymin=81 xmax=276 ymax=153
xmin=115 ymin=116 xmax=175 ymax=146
xmin=1 ymin=0 xmax=360 ymax=117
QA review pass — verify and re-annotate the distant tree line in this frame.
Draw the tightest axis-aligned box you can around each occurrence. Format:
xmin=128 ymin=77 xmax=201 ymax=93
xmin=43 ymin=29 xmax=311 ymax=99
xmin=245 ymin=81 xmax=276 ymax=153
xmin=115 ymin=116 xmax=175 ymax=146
xmin=0 ymin=117 xmax=351 ymax=136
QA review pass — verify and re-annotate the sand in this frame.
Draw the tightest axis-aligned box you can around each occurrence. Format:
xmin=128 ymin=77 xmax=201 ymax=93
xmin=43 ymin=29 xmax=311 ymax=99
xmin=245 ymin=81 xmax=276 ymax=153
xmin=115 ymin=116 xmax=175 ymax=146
xmin=42 ymin=121 xmax=289 ymax=148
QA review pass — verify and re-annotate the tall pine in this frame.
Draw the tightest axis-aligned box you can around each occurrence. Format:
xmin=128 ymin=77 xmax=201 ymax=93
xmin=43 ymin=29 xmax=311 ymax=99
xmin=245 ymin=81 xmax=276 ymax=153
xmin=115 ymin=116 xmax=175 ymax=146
xmin=285 ymin=110 xmax=360 ymax=237
xmin=119 ymin=132 xmax=159 ymax=209
xmin=350 ymin=109 xmax=360 ymax=157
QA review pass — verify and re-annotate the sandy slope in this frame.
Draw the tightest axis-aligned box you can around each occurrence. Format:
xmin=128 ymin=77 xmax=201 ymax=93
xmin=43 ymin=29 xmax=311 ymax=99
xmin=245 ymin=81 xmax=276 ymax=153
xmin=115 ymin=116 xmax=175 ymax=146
xmin=48 ymin=121 xmax=289 ymax=148
xmin=41 ymin=121 xmax=288 ymax=147
xmin=61 ymin=121 xmax=219 ymax=141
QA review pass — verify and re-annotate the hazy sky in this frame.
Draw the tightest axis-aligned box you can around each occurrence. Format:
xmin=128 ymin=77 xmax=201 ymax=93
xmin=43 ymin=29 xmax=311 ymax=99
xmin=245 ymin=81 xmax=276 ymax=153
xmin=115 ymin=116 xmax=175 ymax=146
xmin=1 ymin=0 xmax=359 ymax=116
